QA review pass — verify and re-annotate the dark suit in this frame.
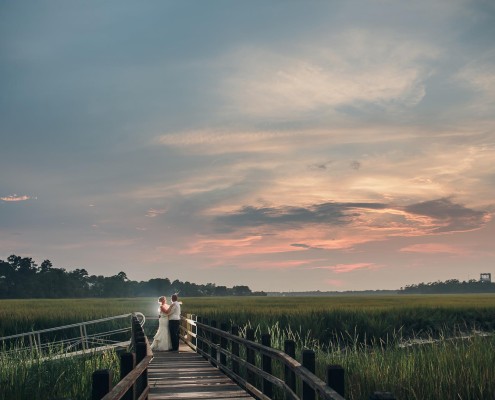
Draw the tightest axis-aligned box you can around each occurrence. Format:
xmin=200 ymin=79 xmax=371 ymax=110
xmin=168 ymin=301 xmax=181 ymax=351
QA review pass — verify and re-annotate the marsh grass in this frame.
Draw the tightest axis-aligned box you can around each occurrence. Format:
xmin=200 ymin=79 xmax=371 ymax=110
xmin=0 ymin=342 xmax=120 ymax=400
xmin=184 ymin=295 xmax=495 ymax=346
xmin=234 ymin=323 xmax=495 ymax=400
xmin=0 ymin=298 xmax=149 ymax=337
xmin=3 ymin=295 xmax=495 ymax=399
xmin=325 ymin=333 xmax=495 ymax=400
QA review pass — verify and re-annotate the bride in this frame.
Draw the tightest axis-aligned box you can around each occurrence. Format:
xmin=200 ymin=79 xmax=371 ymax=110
xmin=150 ymin=296 xmax=172 ymax=351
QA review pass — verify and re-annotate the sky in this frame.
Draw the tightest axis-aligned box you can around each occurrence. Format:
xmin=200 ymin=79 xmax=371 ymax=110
xmin=1 ymin=1 xmax=494 ymax=292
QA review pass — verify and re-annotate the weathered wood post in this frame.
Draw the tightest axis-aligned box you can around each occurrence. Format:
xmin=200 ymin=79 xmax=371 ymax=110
xmin=187 ymin=314 xmax=195 ymax=347
xmin=261 ymin=333 xmax=273 ymax=398
xmin=92 ymin=369 xmax=112 ymax=400
xmin=120 ymin=352 xmax=136 ymax=400
xmin=369 ymin=392 xmax=396 ymax=400
xmin=231 ymin=325 xmax=240 ymax=375
xmin=131 ymin=316 xmax=136 ymax=349
xmin=132 ymin=316 xmax=142 ymax=350
xmin=80 ymin=324 xmax=89 ymax=350
xmin=192 ymin=314 xmax=197 ymax=349
xmin=193 ymin=314 xmax=199 ymax=347
xmin=196 ymin=316 xmax=203 ymax=353
xmin=302 ymin=350 xmax=316 ymax=400
xmin=284 ymin=340 xmax=296 ymax=393
xmin=135 ymin=331 xmax=145 ymax=355
xmin=136 ymin=334 xmax=148 ymax=398
xmin=210 ymin=320 xmax=218 ymax=366
xmin=326 ymin=365 xmax=345 ymax=397
xmin=220 ymin=322 xmax=228 ymax=367
xmin=203 ymin=317 xmax=210 ymax=356
xmin=246 ymin=328 xmax=256 ymax=386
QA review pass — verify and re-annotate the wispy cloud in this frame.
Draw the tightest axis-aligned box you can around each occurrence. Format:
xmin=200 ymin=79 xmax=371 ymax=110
xmin=216 ymin=202 xmax=388 ymax=229
xmin=146 ymin=208 xmax=167 ymax=218
xmin=312 ymin=263 xmax=378 ymax=274
xmin=399 ymin=243 xmax=467 ymax=255
xmin=215 ymin=198 xmax=490 ymax=236
xmin=222 ymin=31 xmax=437 ymax=118
xmin=1 ymin=195 xmax=34 ymax=202
xmin=403 ymin=198 xmax=491 ymax=234
xmin=455 ymin=50 xmax=495 ymax=116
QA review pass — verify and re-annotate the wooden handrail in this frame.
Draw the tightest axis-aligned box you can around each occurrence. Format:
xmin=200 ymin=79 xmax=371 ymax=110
xmin=92 ymin=314 xmax=152 ymax=400
xmin=180 ymin=315 xmax=346 ymax=400
xmin=100 ymin=341 xmax=152 ymax=400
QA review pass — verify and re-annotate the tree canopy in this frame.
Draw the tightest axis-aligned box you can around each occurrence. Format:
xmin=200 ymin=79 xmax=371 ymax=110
xmin=399 ymin=278 xmax=495 ymax=294
xmin=0 ymin=255 xmax=266 ymax=298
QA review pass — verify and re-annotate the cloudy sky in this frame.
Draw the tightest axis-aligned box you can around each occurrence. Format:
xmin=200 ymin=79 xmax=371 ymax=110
xmin=1 ymin=1 xmax=494 ymax=291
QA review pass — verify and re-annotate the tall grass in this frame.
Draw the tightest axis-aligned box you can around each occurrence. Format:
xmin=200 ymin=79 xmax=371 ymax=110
xmin=0 ymin=298 xmax=150 ymax=337
xmin=322 ymin=332 xmax=495 ymax=399
xmin=183 ymin=295 xmax=495 ymax=346
xmin=3 ymin=295 xmax=495 ymax=399
xmin=239 ymin=322 xmax=495 ymax=400
xmin=0 ymin=344 xmax=120 ymax=400
xmin=183 ymin=296 xmax=495 ymax=400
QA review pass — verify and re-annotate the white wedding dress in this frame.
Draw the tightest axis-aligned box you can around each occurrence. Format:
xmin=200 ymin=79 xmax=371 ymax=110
xmin=151 ymin=313 xmax=172 ymax=351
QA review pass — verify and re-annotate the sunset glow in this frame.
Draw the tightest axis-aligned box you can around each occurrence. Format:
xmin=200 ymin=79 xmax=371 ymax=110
xmin=1 ymin=1 xmax=494 ymax=291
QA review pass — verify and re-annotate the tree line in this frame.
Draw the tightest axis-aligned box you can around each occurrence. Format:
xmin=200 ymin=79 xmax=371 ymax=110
xmin=399 ymin=278 xmax=495 ymax=294
xmin=0 ymin=255 xmax=266 ymax=298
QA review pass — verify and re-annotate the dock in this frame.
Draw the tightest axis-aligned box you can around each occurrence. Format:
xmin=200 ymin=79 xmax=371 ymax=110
xmin=148 ymin=343 xmax=253 ymax=399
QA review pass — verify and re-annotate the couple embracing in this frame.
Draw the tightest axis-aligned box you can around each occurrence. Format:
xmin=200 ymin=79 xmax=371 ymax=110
xmin=150 ymin=294 xmax=181 ymax=352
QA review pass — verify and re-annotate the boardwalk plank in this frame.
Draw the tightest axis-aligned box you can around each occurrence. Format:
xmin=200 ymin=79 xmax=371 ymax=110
xmin=148 ymin=343 xmax=253 ymax=400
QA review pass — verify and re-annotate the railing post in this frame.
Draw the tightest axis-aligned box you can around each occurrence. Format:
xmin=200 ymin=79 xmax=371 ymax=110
xmin=92 ymin=369 xmax=112 ymax=400
xmin=302 ymin=350 xmax=316 ymax=400
xmin=186 ymin=313 xmax=193 ymax=345
xmin=220 ymin=322 xmax=228 ymax=367
xmin=29 ymin=334 xmax=35 ymax=354
xmin=203 ymin=317 xmax=210 ymax=357
xmin=132 ymin=317 xmax=142 ymax=350
xmin=135 ymin=331 xmax=145 ymax=352
xmin=131 ymin=317 xmax=136 ymax=349
xmin=196 ymin=316 xmax=201 ymax=351
xmin=261 ymin=333 xmax=273 ymax=397
xmin=326 ymin=365 xmax=345 ymax=397
xmin=30 ymin=333 xmax=40 ymax=355
xmin=37 ymin=333 xmax=42 ymax=354
xmin=136 ymin=338 xmax=148 ymax=398
xmin=120 ymin=352 xmax=136 ymax=400
xmin=231 ymin=325 xmax=240 ymax=376
xmin=284 ymin=340 xmax=296 ymax=393
xmin=83 ymin=324 xmax=89 ymax=349
xmin=246 ymin=328 xmax=256 ymax=386
xmin=80 ymin=325 xmax=87 ymax=351
xmin=210 ymin=320 xmax=218 ymax=366
xmin=192 ymin=314 xmax=197 ymax=349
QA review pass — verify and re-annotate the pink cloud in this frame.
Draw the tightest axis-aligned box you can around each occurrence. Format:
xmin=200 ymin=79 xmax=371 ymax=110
xmin=1 ymin=195 xmax=33 ymax=202
xmin=399 ymin=243 xmax=467 ymax=255
xmin=235 ymin=259 xmax=325 ymax=270
xmin=312 ymin=263 xmax=377 ymax=273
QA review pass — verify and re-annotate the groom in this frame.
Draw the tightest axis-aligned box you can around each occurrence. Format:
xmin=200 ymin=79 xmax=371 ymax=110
xmin=167 ymin=294 xmax=181 ymax=351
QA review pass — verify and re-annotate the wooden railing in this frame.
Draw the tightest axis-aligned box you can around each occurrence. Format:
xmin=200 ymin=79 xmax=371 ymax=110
xmin=92 ymin=314 xmax=152 ymax=400
xmin=180 ymin=314 xmax=347 ymax=400
xmin=0 ymin=313 xmax=145 ymax=357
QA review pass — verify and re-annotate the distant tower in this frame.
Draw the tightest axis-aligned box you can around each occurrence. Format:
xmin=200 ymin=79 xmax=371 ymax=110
xmin=480 ymin=273 xmax=491 ymax=283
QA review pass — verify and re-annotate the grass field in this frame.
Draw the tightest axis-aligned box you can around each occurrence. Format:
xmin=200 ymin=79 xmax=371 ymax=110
xmin=3 ymin=294 xmax=495 ymax=338
xmin=1 ymin=295 xmax=495 ymax=399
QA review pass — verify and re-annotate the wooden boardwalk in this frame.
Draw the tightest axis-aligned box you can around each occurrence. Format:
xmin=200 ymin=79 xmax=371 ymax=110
xmin=148 ymin=343 xmax=253 ymax=399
